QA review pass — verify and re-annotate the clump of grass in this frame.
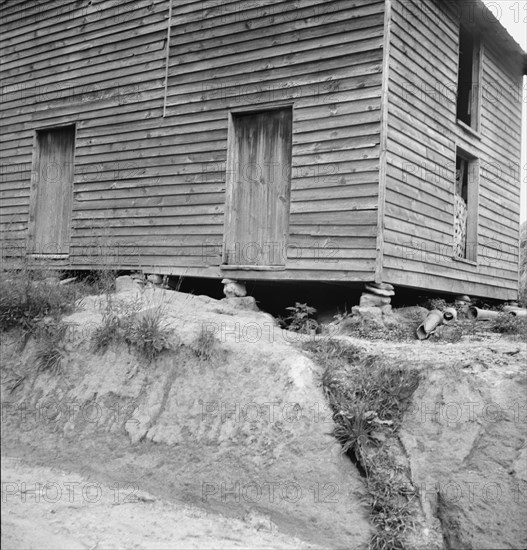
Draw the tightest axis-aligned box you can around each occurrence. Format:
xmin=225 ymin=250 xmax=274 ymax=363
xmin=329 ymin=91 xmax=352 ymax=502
xmin=83 ymin=269 xmax=117 ymax=295
xmin=325 ymin=359 xmax=420 ymax=446
xmin=0 ymin=269 xmax=85 ymax=333
xmin=91 ymin=298 xmax=171 ymax=363
xmin=125 ymin=308 xmax=171 ymax=363
xmin=33 ymin=320 xmax=69 ymax=374
xmin=490 ymin=313 xmax=527 ymax=335
xmin=191 ymin=330 xmax=217 ymax=362
xmin=303 ymin=337 xmax=362 ymax=365
xmin=368 ymin=452 xmax=415 ymax=550
xmin=91 ymin=312 xmax=121 ymax=353
xmin=336 ymin=317 xmax=417 ymax=342
xmin=421 ymin=297 xmax=448 ymax=312
xmin=304 ymin=338 xmax=420 ymax=550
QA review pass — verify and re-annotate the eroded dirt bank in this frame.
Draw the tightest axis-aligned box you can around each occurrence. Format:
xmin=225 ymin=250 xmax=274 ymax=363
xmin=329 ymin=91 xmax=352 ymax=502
xmin=1 ymin=288 xmax=371 ymax=549
xmin=1 ymin=459 xmax=316 ymax=550
xmin=1 ymin=287 xmax=526 ymax=549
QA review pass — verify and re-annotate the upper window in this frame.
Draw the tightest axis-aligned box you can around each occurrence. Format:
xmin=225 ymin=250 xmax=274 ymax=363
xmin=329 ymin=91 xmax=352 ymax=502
xmin=456 ymin=25 xmax=481 ymax=131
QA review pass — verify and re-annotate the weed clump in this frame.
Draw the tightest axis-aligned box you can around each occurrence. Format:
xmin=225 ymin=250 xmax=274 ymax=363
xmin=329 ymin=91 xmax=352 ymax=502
xmin=91 ymin=296 xmax=171 ymax=363
xmin=126 ymin=308 xmax=171 ymax=363
xmin=303 ymin=337 xmax=362 ymax=365
xmin=191 ymin=330 xmax=217 ymax=362
xmin=341 ymin=320 xmax=416 ymax=342
xmin=490 ymin=313 xmax=527 ymax=336
xmin=304 ymin=338 xmax=420 ymax=550
xmin=33 ymin=320 xmax=69 ymax=374
xmin=280 ymin=302 xmax=319 ymax=334
xmin=0 ymin=270 xmax=84 ymax=333
xmin=91 ymin=312 xmax=121 ymax=354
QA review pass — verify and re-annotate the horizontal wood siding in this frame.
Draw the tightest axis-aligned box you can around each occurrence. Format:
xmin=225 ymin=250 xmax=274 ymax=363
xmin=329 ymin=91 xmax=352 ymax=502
xmin=1 ymin=0 xmax=384 ymax=281
xmin=382 ymin=0 xmax=523 ymax=299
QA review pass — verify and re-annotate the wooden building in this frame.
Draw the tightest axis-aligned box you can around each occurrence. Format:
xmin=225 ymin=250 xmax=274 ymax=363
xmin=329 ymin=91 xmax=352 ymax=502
xmin=1 ymin=0 xmax=526 ymax=299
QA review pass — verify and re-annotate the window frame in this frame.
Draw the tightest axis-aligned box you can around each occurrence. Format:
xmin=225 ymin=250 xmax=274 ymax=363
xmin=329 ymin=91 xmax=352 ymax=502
xmin=222 ymin=103 xmax=294 ymax=269
xmin=452 ymin=147 xmax=480 ymax=265
xmin=456 ymin=24 xmax=483 ymax=134
xmin=27 ymin=124 xmax=77 ymax=258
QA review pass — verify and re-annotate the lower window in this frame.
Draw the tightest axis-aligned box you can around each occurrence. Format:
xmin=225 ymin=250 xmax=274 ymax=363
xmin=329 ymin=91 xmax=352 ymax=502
xmin=454 ymin=149 xmax=479 ymax=262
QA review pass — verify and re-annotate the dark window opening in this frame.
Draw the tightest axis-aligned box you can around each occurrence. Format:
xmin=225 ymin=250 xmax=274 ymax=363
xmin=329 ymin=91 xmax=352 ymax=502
xmin=456 ymin=25 xmax=480 ymax=129
xmin=454 ymin=150 xmax=478 ymax=262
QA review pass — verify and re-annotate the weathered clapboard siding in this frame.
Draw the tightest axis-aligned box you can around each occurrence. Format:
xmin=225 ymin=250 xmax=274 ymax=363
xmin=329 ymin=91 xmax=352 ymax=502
xmin=380 ymin=0 xmax=523 ymax=299
xmin=156 ymin=0 xmax=385 ymax=278
xmin=1 ymin=0 xmax=523 ymax=298
xmin=0 ymin=0 xmax=385 ymax=280
xmin=0 ymin=0 xmax=169 ymax=257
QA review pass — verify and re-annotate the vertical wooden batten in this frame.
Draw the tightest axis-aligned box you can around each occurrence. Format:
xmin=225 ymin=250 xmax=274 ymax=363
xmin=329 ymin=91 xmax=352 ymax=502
xmin=162 ymin=0 xmax=173 ymax=118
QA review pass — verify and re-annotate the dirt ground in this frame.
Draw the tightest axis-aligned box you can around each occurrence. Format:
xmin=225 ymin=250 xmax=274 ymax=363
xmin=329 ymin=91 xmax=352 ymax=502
xmin=1 ymin=459 xmax=315 ymax=550
xmin=1 ymin=286 xmax=526 ymax=549
xmin=1 ymin=287 xmax=371 ymax=549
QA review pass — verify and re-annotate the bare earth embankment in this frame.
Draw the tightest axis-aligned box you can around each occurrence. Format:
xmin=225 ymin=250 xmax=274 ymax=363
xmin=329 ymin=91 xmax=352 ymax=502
xmin=1 ymin=287 xmax=526 ymax=549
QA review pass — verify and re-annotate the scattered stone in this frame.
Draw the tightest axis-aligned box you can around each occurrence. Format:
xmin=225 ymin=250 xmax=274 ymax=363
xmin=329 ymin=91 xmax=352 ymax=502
xmin=359 ymin=293 xmax=391 ymax=307
xmin=147 ymin=274 xmax=163 ymax=285
xmin=365 ymin=284 xmax=395 ymax=297
xmin=221 ymin=278 xmax=247 ymax=298
xmin=368 ymin=283 xmax=395 ymax=290
xmin=350 ymin=306 xmax=385 ymax=329
xmin=380 ymin=304 xmax=392 ymax=315
xmin=115 ymin=275 xmax=137 ymax=292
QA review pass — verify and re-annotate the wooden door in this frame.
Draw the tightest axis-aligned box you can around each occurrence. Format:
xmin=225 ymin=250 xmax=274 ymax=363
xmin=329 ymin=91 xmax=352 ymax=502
xmin=29 ymin=126 xmax=75 ymax=254
xmin=224 ymin=108 xmax=292 ymax=267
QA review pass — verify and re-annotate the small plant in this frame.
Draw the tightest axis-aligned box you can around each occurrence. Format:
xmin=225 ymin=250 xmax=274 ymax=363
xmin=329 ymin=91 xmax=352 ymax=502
xmin=303 ymin=337 xmax=362 ymax=365
xmin=490 ymin=313 xmax=527 ymax=335
xmin=421 ymin=297 xmax=447 ymax=312
xmin=91 ymin=311 xmax=121 ymax=353
xmin=367 ymin=451 xmax=415 ymax=550
xmin=305 ymin=341 xmax=420 ymax=550
xmin=91 ymin=291 xmax=141 ymax=354
xmin=0 ymin=268 xmax=85 ymax=333
xmin=33 ymin=320 xmax=69 ymax=374
xmin=86 ymin=269 xmax=117 ymax=295
xmin=125 ymin=308 xmax=171 ymax=363
xmin=91 ymin=298 xmax=171 ymax=364
xmin=280 ymin=302 xmax=319 ymax=334
xmin=333 ymin=307 xmax=353 ymax=323
xmin=191 ymin=330 xmax=217 ymax=362
xmin=339 ymin=319 xmax=416 ymax=342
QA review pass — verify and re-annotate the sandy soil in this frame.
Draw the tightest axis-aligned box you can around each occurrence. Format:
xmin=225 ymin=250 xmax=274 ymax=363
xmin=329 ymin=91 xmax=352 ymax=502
xmin=1 ymin=459 xmax=315 ymax=550
xmin=1 ymin=286 xmax=526 ymax=549
xmin=1 ymin=287 xmax=371 ymax=549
